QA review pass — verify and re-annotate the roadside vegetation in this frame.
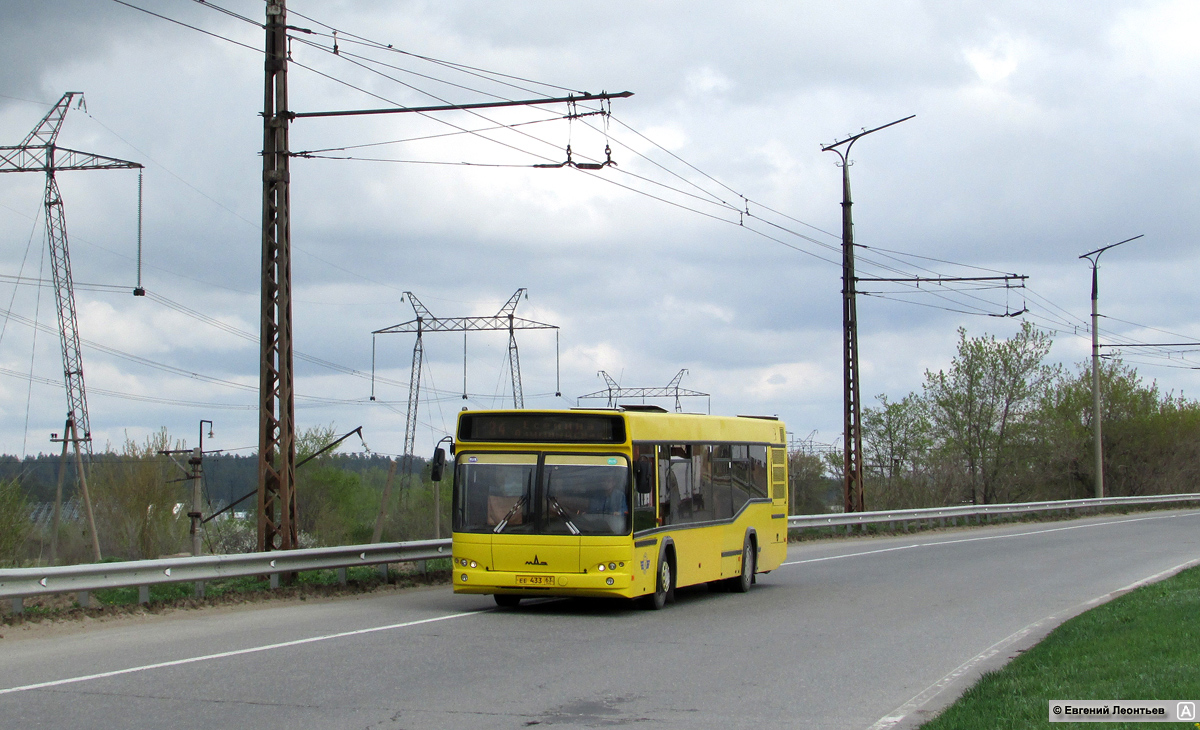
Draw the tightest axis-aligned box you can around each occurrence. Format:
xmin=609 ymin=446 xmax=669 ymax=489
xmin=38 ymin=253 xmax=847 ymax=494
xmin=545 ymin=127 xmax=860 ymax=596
xmin=2 ymin=325 xmax=1198 ymax=568
xmin=920 ymin=564 xmax=1200 ymax=730
xmin=3 ymin=425 xmax=444 ymax=567
xmin=790 ymin=323 xmax=1200 ymax=514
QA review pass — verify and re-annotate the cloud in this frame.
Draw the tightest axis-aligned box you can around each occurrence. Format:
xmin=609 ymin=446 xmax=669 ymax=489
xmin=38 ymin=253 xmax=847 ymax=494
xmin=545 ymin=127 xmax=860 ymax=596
xmin=0 ymin=0 xmax=1196 ymax=458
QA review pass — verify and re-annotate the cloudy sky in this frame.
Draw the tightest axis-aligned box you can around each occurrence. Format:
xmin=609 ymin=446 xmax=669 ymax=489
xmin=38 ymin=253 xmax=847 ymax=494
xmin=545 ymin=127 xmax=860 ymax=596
xmin=1 ymin=0 xmax=1197 ymax=461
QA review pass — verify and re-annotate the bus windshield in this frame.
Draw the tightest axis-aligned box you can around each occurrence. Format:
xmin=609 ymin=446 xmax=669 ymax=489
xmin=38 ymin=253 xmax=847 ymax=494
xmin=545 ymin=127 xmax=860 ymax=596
xmin=454 ymin=453 xmax=630 ymax=536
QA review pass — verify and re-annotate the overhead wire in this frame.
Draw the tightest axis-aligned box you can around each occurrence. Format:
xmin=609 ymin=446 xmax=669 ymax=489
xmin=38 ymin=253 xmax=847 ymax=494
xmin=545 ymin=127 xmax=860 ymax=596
xmin=136 ymin=0 xmax=1006 ymax=304
xmin=115 ymin=1 xmax=1199 ymax=378
xmin=21 ymin=239 xmax=47 ymax=457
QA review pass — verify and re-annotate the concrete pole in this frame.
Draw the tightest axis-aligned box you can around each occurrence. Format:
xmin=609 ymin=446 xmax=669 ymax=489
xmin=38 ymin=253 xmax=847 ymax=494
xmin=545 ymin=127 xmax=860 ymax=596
xmin=50 ymin=418 xmax=70 ymax=564
xmin=189 ymin=447 xmax=203 ymax=557
xmin=69 ymin=419 xmax=101 ymax=562
xmin=1090 ymin=265 xmax=1104 ymax=499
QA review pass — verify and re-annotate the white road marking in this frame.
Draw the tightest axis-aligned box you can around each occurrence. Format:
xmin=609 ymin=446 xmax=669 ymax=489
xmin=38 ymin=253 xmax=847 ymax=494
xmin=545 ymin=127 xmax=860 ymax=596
xmin=863 ymin=555 xmax=1200 ymax=730
xmin=0 ymin=609 xmax=487 ymax=696
xmin=781 ymin=511 xmax=1197 ymax=567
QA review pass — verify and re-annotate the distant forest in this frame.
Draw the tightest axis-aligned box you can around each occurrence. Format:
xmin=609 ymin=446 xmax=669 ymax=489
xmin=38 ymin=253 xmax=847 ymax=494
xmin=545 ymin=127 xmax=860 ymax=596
xmin=1 ymin=452 xmax=422 ymax=508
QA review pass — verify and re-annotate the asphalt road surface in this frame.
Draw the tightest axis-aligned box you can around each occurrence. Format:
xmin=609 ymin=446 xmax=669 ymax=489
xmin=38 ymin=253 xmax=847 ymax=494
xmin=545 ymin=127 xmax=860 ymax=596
xmin=3 ymin=508 xmax=1198 ymax=730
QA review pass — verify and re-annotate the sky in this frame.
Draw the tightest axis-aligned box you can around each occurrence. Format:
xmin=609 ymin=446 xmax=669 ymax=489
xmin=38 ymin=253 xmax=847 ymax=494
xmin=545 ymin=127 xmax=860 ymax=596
xmin=0 ymin=0 xmax=1197 ymax=463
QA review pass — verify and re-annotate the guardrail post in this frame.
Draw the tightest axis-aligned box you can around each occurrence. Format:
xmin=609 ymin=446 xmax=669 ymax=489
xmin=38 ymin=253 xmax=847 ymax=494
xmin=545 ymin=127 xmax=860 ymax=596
xmin=337 ymin=568 xmax=347 ymax=586
xmin=270 ymin=573 xmax=279 ymax=590
xmin=10 ymin=597 xmax=22 ymax=614
xmin=194 ymin=581 xmax=205 ymax=599
xmin=138 ymin=585 xmax=149 ymax=605
xmin=378 ymin=563 xmax=389 ymax=583
xmin=76 ymin=590 xmax=92 ymax=608
xmin=939 ymin=517 xmax=946 ymax=528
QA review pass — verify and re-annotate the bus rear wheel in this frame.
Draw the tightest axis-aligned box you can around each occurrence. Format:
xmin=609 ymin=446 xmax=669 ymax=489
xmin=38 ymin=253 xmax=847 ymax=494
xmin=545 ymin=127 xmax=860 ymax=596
xmin=494 ymin=594 xmax=521 ymax=608
xmin=731 ymin=537 xmax=755 ymax=593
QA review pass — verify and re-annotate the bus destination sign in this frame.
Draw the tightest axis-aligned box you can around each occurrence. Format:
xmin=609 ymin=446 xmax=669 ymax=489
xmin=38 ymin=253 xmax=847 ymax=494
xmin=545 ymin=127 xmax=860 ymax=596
xmin=458 ymin=413 xmax=626 ymax=444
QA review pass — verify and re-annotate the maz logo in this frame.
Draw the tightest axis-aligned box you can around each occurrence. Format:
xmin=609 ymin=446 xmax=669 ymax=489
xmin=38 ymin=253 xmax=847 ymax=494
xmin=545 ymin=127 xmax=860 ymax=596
xmin=525 ymin=555 xmax=548 ymax=566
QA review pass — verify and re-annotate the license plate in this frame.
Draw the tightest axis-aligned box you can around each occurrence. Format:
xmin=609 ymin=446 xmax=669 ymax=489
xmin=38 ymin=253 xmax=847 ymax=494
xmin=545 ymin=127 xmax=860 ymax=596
xmin=516 ymin=574 xmax=555 ymax=586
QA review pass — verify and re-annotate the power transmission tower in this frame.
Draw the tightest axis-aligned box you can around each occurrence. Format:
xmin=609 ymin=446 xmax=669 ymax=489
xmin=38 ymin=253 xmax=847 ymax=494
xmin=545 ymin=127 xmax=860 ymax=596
xmin=0 ymin=92 xmax=143 ymax=463
xmin=578 ymin=369 xmax=709 ymax=412
xmin=371 ymin=289 xmax=558 ymax=535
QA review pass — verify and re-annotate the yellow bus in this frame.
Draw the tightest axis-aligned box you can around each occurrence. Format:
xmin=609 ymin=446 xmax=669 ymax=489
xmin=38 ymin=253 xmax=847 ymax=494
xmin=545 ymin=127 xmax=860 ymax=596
xmin=438 ymin=407 xmax=789 ymax=609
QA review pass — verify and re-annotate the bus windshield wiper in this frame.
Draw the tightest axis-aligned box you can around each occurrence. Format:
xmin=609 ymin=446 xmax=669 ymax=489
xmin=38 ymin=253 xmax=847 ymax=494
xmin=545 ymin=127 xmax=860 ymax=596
xmin=547 ymin=494 xmax=582 ymax=535
xmin=494 ymin=495 xmax=527 ymax=534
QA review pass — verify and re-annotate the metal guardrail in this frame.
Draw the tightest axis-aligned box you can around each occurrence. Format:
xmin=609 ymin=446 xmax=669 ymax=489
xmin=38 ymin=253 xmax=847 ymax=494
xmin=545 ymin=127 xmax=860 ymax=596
xmin=787 ymin=493 xmax=1200 ymax=530
xmin=1 ymin=538 xmax=452 ymax=606
xmin=4 ymin=493 xmax=1197 ymax=610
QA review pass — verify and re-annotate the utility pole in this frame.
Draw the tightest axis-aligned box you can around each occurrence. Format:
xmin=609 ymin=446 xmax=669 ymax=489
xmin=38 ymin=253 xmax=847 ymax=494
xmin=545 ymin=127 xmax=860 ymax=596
xmin=51 ymin=420 xmax=100 ymax=562
xmin=821 ymin=115 xmax=913 ymax=513
xmin=50 ymin=417 xmax=72 ymax=564
xmin=187 ymin=420 xmax=214 ymax=557
xmin=1079 ymin=234 xmax=1143 ymax=499
xmin=258 ymin=0 xmax=297 ymax=552
xmin=188 ymin=447 xmax=203 ymax=556
xmin=254 ymin=3 xmax=630 ymax=550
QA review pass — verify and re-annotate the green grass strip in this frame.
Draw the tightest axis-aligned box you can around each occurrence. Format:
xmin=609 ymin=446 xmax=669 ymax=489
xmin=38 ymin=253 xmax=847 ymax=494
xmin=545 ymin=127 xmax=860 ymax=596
xmin=921 ymin=564 xmax=1200 ymax=729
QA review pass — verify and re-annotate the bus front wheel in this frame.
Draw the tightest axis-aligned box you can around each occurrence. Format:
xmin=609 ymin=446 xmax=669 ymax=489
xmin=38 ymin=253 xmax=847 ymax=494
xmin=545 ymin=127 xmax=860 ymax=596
xmin=644 ymin=554 xmax=674 ymax=610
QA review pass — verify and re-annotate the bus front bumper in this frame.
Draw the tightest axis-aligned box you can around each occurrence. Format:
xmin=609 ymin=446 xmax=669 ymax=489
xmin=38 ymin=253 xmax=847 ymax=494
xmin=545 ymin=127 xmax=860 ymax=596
xmin=451 ymin=567 xmax=637 ymax=598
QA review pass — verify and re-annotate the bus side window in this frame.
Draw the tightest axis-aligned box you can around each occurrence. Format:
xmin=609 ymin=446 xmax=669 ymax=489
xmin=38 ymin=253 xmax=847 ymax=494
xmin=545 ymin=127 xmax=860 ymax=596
xmin=748 ymin=445 xmax=769 ymax=499
xmin=691 ymin=445 xmax=715 ymax=523
xmin=731 ymin=444 xmax=751 ymax=514
xmin=668 ymin=445 xmax=691 ymax=523
xmin=711 ymin=444 xmax=733 ymax=520
xmin=657 ymin=445 xmax=671 ymax=526
xmin=632 ymin=443 xmax=657 ymax=532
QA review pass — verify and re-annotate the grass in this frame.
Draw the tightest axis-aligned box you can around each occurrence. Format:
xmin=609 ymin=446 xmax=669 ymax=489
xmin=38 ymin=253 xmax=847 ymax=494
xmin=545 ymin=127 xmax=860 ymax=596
xmin=920 ymin=564 xmax=1200 ymax=729
xmin=3 ymin=560 xmax=453 ymax=625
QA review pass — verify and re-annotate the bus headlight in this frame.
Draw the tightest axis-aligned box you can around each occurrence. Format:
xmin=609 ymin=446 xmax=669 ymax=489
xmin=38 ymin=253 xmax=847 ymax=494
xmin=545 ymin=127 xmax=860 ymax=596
xmin=597 ymin=564 xmax=605 ymax=571
xmin=470 ymin=561 xmax=478 ymax=568
xmin=606 ymin=577 xmax=614 ymax=585
xmin=608 ymin=562 xmax=616 ymax=571
xmin=460 ymin=573 xmax=468 ymax=582
xmin=459 ymin=558 xmax=468 ymax=567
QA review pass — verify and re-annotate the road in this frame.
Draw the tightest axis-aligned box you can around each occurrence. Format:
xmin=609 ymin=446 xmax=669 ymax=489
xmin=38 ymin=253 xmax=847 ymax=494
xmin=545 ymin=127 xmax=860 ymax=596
xmin=2 ymin=509 xmax=1198 ymax=729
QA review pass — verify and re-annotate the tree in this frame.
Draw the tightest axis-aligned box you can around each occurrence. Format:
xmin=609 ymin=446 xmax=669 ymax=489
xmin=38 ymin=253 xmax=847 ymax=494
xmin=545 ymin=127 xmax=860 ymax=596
xmin=863 ymin=393 xmax=931 ymax=481
xmin=1033 ymin=359 xmax=1200 ymax=498
xmin=923 ymin=322 xmax=1057 ymax=504
xmin=90 ymin=429 xmax=188 ymax=560
xmin=788 ymin=448 xmax=834 ymax=515
xmin=0 ymin=477 xmax=30 ymax=566
xmin=861 ymin=393 xmax=937 ymax=509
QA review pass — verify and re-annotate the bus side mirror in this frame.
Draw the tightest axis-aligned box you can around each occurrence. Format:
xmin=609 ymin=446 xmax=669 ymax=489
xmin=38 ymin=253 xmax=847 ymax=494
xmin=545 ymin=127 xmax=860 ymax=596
xmin=634 ymin=461 xmax=652 ymax=495
xmin=430 ymin=447 xmax=446 ymax=482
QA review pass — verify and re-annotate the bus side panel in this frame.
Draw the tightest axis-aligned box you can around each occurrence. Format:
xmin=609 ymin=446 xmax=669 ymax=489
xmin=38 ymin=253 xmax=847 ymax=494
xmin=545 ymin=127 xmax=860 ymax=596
xmin=722 ymin=516 xmax=746 ymax=579
xmin=670 ymin=525 xmax=724 ymax=588
xmin=763 ymin=446 xmax=789 ymax=571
